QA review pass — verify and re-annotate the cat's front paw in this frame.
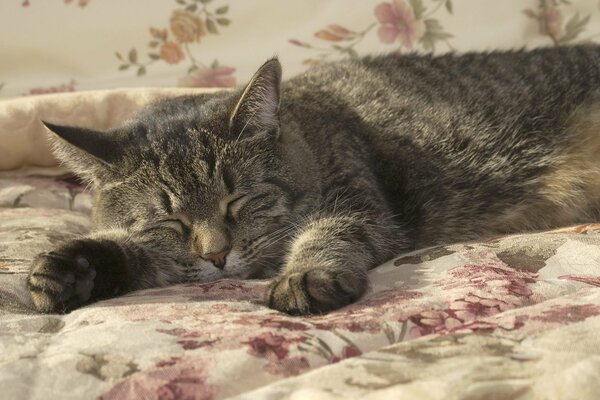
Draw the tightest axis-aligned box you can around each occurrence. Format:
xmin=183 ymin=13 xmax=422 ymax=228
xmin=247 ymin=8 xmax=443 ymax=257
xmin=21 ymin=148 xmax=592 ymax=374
xmin=266 ymin=267 xmax=368 ymax=315
xmin=27 ymin=239 xmax=121 ymax=313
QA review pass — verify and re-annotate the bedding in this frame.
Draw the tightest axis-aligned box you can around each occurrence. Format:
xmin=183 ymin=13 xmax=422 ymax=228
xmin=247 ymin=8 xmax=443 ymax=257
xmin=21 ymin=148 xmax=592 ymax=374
xmin=4 ymin=0 xmax=600 ymax=395
xmin=2 ymin=168 xmax=600 ymax=399
xmin=0 ymin=89 xmax=599 ymax=398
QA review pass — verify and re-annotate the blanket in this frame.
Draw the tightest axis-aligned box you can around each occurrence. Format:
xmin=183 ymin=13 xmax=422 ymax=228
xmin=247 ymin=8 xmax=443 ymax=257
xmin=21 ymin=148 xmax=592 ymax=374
xmin=1 ymin=90 xmax=600 ymax=399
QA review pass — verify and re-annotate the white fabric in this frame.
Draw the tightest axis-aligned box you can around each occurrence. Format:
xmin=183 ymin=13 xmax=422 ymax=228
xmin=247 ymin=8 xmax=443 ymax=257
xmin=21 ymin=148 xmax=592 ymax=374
xmin=0 ymin=88 xmax=217 ymax=170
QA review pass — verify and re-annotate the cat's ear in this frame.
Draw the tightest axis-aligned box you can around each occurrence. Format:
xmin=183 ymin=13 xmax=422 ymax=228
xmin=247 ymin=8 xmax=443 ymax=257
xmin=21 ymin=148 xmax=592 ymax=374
xmin=43 ymin=121 xmax=124 ymax=183
xmin=229 ymin=57 xmax=282 ymax=140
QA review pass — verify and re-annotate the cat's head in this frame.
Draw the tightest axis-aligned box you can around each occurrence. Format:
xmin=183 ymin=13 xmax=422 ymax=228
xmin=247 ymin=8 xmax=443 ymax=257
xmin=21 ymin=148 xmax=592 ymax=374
xmin=44 ymin=58 xmax=309 ymax=281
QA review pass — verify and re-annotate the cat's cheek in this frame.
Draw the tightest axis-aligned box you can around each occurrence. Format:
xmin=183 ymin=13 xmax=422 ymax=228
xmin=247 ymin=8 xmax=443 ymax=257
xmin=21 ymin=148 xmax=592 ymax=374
xmin=235 ymin=213 xmax=270 ymax=235
xmin=221 ymin=249 xmax=252 ymax=279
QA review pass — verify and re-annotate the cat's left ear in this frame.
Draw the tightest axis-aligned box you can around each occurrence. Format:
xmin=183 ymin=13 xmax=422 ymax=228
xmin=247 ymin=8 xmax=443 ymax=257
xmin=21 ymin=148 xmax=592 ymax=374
xmin=42 ymin=121 xmax=125 ymax=183
xmin=229 ymin=57 xmax=282 ymax=140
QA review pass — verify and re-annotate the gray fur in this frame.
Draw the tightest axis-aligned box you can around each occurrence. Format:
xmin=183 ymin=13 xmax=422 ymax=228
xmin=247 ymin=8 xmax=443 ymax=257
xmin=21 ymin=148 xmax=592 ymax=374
xmin=29 ymin=45 xmax=600 ymax=314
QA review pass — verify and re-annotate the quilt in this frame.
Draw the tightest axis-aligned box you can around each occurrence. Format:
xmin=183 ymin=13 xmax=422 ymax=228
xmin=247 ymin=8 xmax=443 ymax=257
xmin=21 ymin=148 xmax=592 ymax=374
xmin=1 ymin=170 xmax=600 ymax=399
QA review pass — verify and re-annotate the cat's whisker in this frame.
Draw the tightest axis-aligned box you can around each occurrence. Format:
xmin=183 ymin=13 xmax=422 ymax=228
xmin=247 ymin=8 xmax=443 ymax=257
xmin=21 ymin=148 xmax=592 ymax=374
xmin=246 ymin=225 xmax=294 ymax=250
xmin=261 ymin=224 xmax=299 ymax=245
xmin=242 ymin=224 xmax=299 ymax=263
xmin=246 ymin=227 xmax=295 ymax=258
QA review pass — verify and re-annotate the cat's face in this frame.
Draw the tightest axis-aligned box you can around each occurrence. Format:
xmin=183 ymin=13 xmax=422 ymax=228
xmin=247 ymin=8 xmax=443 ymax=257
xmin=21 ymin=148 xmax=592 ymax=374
xmin=45 ymin=59 xmax=301 ymax=281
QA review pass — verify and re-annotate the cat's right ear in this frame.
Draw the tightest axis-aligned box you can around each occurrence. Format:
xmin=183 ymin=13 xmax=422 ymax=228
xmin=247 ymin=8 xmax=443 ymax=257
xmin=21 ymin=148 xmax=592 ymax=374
xmin=42 ymin=121 xmax=124 ymax=183
xmin=229 ymin=57 xmax=282 ymax=141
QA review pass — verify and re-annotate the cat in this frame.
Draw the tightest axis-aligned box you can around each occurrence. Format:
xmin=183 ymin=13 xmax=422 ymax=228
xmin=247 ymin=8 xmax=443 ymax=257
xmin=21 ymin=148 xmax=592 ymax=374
xmin=28 ymin=45 xmax=600 ymax=315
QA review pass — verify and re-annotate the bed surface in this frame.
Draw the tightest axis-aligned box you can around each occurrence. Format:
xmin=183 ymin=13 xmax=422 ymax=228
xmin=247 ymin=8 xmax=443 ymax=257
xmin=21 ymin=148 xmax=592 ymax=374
xmin=2 ymin=170 xmax=600 ymax=399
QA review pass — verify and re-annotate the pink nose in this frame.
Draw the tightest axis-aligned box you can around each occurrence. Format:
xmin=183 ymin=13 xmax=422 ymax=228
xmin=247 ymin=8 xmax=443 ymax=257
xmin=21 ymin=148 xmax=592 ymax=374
xmin=204 ymin=249 xmax=229 ymax=269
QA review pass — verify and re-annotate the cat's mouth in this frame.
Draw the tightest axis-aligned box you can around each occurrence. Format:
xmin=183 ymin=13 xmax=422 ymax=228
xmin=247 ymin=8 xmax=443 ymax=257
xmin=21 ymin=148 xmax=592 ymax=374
xmin=187 ymin=249 xmax=256 ymax=282
xmin=186 ymin=247 xmax=283 ymax=282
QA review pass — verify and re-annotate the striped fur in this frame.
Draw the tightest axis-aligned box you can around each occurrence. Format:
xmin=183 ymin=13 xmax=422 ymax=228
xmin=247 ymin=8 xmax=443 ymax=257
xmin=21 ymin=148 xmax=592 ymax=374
xmin=29 ymin=45 xmax=600 ymax=314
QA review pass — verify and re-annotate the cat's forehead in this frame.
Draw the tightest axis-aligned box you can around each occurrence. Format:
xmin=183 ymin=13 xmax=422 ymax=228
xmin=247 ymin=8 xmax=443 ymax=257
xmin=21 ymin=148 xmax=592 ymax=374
xmin=123 ymin=92 xmax=272 ymax=196
xmin=142 ymin=92 xmax=234 ymax=127
xmin=127 ymin=160 xmax=228 ymax=217
xmin=134 ymin=129 xmax=249 ymax=194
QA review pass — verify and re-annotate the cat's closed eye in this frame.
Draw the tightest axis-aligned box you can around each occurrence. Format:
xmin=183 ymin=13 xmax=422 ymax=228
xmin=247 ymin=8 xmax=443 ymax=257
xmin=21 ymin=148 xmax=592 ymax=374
xmin=158 ymin=217 xmax=190 ymax=235
xmin=225 ymin=195 xmax=248 ymax=220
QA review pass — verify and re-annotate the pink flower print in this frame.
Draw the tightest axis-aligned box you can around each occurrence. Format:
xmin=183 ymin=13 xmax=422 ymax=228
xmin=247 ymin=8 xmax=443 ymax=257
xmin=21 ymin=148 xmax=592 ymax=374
xmin=264 ymin=356 xmax=310 ymax=376
xmin=178 ymin=66 xmax=236 ymax=88
xmin=258 ymin=318 xmax=310 ymax=331
xmin=26 ymin=79 xmax=77 ymax=95
xmin=243 ymin=332 xmax=304 ymax=360
xmin=542 ymin=6 xmax=563 ymax=42
xmin=505 ymin=279 xmax=533 ymax=297
xmin=375 ymin=0 xmax=425 ymax=48
xmin=409 ymin=309 xmax=448 ymax=338
xmin=341 ymin=345 xmax=362 ymax=359
xmin=409 ymin=294 xmax=514 ymax=338
xmin=155 ymin=367 xmax=216 ymax=400
xmin=444 ymin=264 xmax=537 ymax=301
xmin=243 ymin=333 xmax=309 ymax=376
xmin=449 ymin=297 xmax=504 ymax=321
xmin=532 ymin=304 xmax=600 ymax=324
xmin=314 ymin=24 xmax=354 ymax=42
xmin=328 ymin=345 xmax=363 ymax=364
xmin=155 ymin=357 xmax=182 ymax=368
xmin=100 ymin=363 xmax=217 ymax=400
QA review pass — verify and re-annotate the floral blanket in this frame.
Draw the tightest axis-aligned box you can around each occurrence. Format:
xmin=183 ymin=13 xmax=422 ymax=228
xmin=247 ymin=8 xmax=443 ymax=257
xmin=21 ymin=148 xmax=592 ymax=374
xmin=1 ymin=172 xmax=600 ymax=399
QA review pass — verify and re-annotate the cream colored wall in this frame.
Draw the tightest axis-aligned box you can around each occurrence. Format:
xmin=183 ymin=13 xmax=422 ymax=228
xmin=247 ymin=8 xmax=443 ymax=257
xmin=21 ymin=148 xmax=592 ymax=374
xmin=2 ymin=0 xmax=600 ymax=97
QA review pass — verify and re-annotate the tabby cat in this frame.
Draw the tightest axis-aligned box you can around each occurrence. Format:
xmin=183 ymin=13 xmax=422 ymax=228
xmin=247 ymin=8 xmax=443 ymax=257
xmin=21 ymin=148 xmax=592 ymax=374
xmin=28 ymin=45 xmax=600 ymax=314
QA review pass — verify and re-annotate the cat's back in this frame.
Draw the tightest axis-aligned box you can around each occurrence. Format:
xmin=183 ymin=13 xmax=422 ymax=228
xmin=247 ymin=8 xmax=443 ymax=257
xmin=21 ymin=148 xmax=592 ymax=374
xmin=283 ymin=46 xmax=600 ymax=245
xmin=286 ymin=45 xmax=600 ymax=130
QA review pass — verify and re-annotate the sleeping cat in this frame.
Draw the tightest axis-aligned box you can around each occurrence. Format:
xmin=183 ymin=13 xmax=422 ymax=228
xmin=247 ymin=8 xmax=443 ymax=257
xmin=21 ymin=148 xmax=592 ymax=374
xmin=28 ymin=45 xmax=600 ymax=314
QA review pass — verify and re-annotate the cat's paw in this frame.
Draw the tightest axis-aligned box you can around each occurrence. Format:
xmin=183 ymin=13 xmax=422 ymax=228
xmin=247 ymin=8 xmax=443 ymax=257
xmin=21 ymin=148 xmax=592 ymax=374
xmin=265 ymin=267 xmax=368 ymax=315
xmin=27 ymin=239 xmax=119 ymax=313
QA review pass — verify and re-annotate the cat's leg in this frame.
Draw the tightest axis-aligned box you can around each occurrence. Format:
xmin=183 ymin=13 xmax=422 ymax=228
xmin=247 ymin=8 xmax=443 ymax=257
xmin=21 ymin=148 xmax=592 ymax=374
xmin=266 ymin=211 xmax=402 ymax=315
xmin=27 ymin=229 xmax=184 ymax=313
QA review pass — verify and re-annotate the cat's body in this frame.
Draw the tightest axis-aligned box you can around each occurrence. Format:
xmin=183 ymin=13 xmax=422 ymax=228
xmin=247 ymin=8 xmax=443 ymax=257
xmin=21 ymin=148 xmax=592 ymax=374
xmin=28 ymin=45 xmax=600 ymax=314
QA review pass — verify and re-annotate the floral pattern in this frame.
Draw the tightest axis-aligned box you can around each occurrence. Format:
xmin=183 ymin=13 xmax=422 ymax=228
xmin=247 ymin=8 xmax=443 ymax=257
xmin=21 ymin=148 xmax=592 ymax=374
xmin=375 ymin=0 xmax=427 ymax=48
xmin=115 ymin=0 xmax=236 ymax=88
xmin=5 ymin=1 xmax=600 ymax=97
xmin=290 ymin=0 xmax=453 ymax=65
xmin=24 ymin=79 xmax=78 ymax=96
xmin=2 ymin=171 xmax=600 ymax=398
xmin=4 ymin=3 xmax=600 ymax=395
xmin=523 ymin=0 xmax=598 ymax=45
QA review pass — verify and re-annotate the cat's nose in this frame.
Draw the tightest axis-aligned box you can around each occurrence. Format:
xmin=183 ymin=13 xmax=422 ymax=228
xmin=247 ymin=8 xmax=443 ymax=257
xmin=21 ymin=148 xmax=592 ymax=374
xmin=202 ymin=247 xmax=230 ymax=269
xmin=192 ymin=223 xmax=231 ymax=268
